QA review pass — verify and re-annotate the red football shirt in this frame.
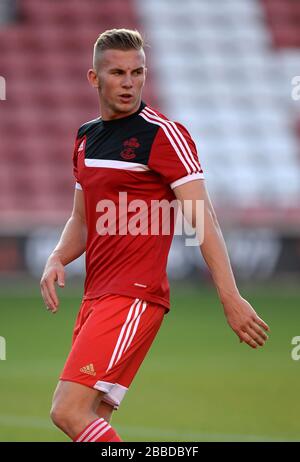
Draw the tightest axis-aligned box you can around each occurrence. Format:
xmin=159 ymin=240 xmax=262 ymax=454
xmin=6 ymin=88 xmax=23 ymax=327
xmin=73 ymin=102 xmax=204 ymax=309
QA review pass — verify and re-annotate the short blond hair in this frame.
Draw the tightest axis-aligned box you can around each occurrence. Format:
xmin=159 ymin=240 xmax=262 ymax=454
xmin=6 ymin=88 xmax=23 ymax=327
xmin=93 ymin=28 xmax=144 ymax=68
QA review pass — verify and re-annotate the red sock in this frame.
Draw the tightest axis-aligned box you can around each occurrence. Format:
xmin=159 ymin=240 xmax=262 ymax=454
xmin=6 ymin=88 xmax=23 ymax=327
xmin=74 ymin=418 xmax=122 ymax=442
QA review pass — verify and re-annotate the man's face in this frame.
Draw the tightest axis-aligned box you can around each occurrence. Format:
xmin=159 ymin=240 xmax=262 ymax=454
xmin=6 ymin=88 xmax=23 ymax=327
xmin=93 ymin=48 xmax=146 ymax=118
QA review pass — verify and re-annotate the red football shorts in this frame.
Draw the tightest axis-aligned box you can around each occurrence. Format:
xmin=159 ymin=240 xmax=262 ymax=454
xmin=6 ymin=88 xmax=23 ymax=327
xmin=60 ymin=294 xmax=167 ymax=410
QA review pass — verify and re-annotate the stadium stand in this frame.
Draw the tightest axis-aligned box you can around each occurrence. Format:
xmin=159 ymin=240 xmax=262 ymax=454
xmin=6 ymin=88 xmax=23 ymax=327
xmin=0 ymin=0 xmax=17 ymax=25
xmin=0 ymin=0 xmax=157 ymax=228
xmin=0 ymin=0 xmax=299 ymax=232
xmin=138 ymin=0 xmax=300 ymax=229
xmin=262 ymin=0 xmax=300 ymax=48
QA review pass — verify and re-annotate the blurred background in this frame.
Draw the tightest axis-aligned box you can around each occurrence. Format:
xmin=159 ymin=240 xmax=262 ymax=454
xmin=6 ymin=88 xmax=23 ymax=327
xmin=0 ymin=0 xmax=299 ymax=442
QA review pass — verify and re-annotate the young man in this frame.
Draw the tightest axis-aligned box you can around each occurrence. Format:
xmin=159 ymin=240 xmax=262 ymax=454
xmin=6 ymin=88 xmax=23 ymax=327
xmin=40 ymin=29 xmax=270 ymax=443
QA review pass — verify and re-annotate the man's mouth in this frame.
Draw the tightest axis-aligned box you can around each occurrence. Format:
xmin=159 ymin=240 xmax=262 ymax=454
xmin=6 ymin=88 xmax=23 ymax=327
xmin=119 ymin=94 xmax=133 ymax=102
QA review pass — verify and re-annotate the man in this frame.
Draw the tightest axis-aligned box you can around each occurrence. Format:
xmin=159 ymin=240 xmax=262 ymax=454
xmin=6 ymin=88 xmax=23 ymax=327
xmin=40 ymin=29 xmax=270 ymax=443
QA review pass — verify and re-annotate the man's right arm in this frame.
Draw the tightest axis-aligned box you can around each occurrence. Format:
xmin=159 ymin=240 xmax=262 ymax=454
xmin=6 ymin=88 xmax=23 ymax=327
xmin=40 ymin=189 xmax=87 ymax=313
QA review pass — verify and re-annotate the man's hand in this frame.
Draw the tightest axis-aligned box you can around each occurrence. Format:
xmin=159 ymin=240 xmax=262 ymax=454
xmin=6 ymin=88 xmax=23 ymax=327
xmin=222 ymin=295 xmax=270 ymax=349
xmin=40 ymin=255 xmax=65 ymax=314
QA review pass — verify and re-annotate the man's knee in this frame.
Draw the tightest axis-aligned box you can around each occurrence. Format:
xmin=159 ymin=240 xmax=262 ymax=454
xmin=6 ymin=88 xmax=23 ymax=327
xmin=50 ymin=402 xmax=64 ymax=429
xmin=50 ymin=381 xmax=104 ymax=437
xmin=50 ymin=401 xmax=81 ymax=433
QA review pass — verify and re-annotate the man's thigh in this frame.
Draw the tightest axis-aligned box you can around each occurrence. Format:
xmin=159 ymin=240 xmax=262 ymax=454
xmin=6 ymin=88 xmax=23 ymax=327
xmin=52 ymin=380 xmax=104 ymax=412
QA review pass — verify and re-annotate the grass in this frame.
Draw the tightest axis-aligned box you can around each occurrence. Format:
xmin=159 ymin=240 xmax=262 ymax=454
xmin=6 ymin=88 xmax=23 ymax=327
xmin=0 ymin=281 xmax=299 ymax=441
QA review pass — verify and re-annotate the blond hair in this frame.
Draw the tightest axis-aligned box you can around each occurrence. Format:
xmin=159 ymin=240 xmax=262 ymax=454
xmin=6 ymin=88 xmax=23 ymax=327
xmin=93 ymin=28 xmax=144 ymax=68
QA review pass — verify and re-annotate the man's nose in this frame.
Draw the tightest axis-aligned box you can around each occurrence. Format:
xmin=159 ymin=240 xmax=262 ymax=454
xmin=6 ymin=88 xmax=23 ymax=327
xmin=121 ymin=74 xmax=133 ymax=88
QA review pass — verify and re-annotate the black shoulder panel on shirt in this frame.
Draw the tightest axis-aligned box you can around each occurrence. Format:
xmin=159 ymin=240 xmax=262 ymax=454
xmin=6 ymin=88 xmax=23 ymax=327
xmin=78 ymin=118 xmax=102 ymax=137
xmin=78 ymin=110 xmax=160 ymax=166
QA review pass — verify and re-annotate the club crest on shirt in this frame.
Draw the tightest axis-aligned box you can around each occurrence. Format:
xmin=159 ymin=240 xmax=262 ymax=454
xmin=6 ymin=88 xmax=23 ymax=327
xmin=120 ymin=137 xmax=140 ymax=160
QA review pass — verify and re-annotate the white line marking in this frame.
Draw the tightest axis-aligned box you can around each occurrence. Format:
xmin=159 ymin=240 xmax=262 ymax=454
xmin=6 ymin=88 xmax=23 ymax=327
xmin=0 ymin=415 xmax=297 ymax=441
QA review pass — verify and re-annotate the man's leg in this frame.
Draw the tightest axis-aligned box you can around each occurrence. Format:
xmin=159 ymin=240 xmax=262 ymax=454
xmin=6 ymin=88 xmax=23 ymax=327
xmin=50 ymin=380 xmax=121 ymax=441
xmin=96 ymin=401 xmax=114 ymax=423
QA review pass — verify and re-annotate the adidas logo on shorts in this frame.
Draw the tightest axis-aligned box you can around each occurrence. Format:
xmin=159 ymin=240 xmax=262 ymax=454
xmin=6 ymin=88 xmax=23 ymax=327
xmin=80 ymin=363 xmax=96 ymax=376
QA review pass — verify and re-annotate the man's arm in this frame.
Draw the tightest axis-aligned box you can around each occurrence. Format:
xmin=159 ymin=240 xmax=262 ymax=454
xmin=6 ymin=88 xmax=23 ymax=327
xmin=174 ymin=179 xmax=270 ymax=349
xmin=40 ymin=189 xmax=87 ymax=314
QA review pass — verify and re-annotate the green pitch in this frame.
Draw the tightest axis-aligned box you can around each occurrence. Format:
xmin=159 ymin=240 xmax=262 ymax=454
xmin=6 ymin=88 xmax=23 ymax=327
xmin=0 ymin=281 xmax=299 ymax=442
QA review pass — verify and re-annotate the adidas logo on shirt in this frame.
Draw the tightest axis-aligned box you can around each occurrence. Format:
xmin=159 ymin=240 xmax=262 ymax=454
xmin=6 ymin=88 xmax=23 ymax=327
xmin=80 ymin=363 xmax=96 ymax=376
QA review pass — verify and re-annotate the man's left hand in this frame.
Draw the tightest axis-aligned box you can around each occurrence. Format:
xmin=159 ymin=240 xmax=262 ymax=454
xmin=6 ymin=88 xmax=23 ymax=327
xmin=222 ymin=295 xmax=270 ymax=349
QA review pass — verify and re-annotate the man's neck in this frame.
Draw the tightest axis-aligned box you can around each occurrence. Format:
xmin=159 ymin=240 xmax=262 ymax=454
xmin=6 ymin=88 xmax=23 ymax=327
xmin=100 ymin=100 xmax=142 ymax=121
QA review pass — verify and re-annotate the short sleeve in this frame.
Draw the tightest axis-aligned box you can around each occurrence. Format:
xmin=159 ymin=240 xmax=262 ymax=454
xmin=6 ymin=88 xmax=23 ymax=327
xmin=148 ymin=122 xmax=204 ymax=189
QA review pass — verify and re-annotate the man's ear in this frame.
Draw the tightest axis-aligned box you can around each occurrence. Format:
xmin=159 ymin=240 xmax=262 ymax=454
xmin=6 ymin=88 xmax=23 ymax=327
xmin=87 ymin=69 xmax=100 ymax=88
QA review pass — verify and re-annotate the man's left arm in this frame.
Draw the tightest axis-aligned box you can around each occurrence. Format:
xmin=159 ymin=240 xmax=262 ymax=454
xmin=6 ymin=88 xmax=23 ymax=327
xmin=173 ymin=179 xmax=270 ymax=349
